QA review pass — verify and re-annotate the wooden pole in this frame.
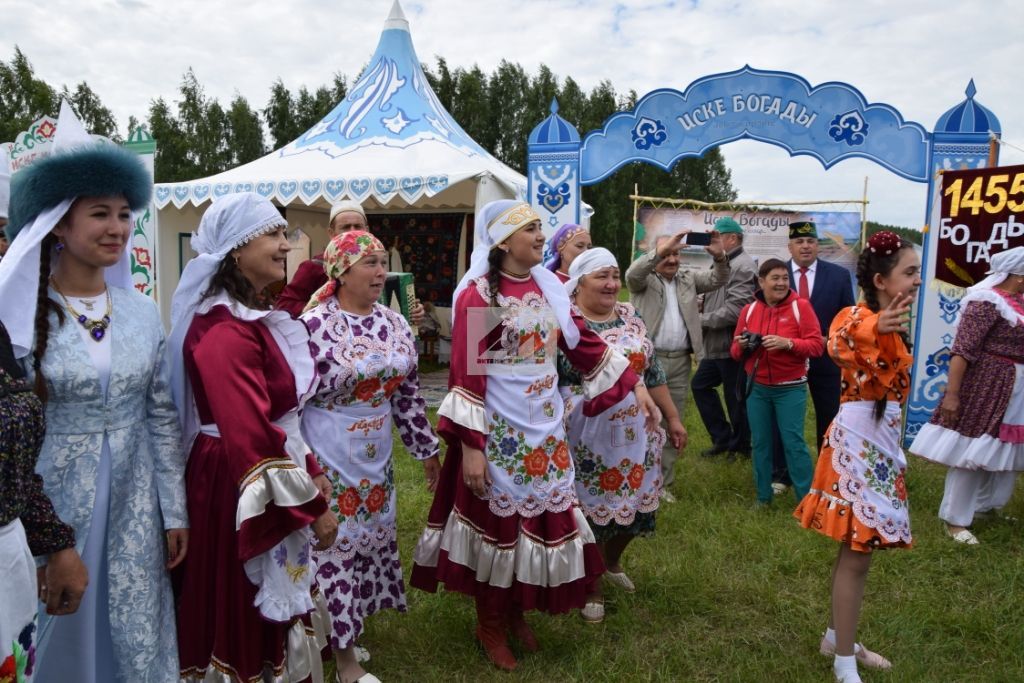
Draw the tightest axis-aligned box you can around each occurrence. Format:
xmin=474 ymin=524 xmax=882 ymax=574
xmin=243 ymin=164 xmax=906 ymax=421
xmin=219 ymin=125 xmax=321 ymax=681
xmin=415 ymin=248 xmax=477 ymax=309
xmin=987 ymin=132 xmax=999 ymax=167
xmin=861 ymin=176 xmax=869 ymax=248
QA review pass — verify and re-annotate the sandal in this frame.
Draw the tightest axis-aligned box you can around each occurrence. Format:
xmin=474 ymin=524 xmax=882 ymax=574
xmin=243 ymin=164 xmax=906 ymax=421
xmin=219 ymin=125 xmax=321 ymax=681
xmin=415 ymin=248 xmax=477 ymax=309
xmin=820 ymin=635 xmax=892 ymax=670
xmin=946 ymin=526 xmax=979 ymax=545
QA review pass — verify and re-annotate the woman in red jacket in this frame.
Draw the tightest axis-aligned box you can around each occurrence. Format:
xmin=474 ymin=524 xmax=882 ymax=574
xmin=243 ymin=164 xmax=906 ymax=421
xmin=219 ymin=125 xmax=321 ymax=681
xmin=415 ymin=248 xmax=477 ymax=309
xmin=731 ymin=258 xmax=823 ymax=506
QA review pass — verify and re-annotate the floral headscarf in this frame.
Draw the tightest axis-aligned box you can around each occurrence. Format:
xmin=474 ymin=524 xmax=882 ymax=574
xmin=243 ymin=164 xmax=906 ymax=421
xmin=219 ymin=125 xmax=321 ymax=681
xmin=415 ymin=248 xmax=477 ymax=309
xmin=306 ymin=229 xmax=385 ymax=311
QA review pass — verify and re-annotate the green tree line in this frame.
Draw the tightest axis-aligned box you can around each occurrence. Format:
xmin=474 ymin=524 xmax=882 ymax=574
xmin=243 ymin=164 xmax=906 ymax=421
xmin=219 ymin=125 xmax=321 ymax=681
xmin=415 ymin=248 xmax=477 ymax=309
xmin=1 ymin=47 xmax=738 ymax=266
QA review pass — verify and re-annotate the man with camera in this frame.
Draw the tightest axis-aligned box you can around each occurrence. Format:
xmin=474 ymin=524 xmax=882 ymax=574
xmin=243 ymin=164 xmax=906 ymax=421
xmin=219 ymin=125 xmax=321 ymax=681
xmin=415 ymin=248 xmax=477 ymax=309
xmin=691 ymin=217 xmax=758 ymax=461
xmin=625 ymin=229 xmax=730 ymax=501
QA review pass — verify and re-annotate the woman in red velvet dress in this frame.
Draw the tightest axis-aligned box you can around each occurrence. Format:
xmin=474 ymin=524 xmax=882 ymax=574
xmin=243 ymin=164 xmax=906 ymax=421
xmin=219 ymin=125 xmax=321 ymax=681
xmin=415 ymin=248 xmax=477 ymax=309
xmin=410 ymin=200 xmax=658 ymax=672
xmin=168 ymin=193 xmax=338 ymax=683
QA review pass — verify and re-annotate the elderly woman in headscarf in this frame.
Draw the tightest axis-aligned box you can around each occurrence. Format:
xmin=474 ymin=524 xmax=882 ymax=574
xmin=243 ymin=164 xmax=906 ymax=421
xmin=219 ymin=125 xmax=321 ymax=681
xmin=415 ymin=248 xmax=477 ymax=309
xmin=167 ymin=192 xmax=338 ymax=683
xmin=543 ymin=222 xmax=592 ymax=283
xmin=558 ymin=248 xmax=686 ymax=623
xmin=299 ymin=230 xmax=439 ymax=683
xmin=0 ymin=102 xmax=184 ymax=683
xmin=910 ymin=245 xmax=1024 ymax=544
xmin=409 ymin=200 xmax=658 ymax=672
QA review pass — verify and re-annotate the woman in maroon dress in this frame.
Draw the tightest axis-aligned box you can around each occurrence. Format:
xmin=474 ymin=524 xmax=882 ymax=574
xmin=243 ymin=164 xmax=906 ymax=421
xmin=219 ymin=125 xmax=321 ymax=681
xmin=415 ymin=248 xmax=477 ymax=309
xmin=168 ymin=193 xmax=338 ymax=682
xmin=410 ymin=200 xmax=657 ymax=672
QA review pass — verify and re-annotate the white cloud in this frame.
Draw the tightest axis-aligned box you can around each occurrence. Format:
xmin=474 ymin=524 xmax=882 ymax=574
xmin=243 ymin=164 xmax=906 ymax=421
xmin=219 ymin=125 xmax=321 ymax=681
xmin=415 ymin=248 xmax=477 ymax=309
xmin=3 ymin=0 xmax=1020 ymax=227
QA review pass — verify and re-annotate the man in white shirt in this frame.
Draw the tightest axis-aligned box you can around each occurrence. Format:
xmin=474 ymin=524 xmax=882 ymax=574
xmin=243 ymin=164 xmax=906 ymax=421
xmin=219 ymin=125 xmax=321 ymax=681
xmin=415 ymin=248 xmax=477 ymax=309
xmin=625 ymin=231 xmax=729 ymax=500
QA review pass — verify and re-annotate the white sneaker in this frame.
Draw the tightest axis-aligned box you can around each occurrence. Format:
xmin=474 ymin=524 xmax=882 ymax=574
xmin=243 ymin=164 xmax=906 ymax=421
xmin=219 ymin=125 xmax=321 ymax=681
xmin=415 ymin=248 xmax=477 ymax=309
xmin=660 ymin=490 xmax=677 ymax=504
xmin=771 ymin=482 xmax=789 ymax=495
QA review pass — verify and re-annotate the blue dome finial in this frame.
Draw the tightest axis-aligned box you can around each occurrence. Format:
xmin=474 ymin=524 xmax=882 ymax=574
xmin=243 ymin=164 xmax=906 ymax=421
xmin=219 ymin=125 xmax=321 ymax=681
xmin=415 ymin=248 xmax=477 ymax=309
xmin=550 ymin=98 xmax=560 ymax=115
xmin=935 ymin=78 xmax=1000 ymax=135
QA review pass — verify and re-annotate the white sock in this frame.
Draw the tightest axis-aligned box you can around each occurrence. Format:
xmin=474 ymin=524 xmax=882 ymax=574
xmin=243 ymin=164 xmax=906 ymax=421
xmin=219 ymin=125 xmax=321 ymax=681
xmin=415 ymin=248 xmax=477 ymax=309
xmin=834 ymin=654 xmax=860 ymax=682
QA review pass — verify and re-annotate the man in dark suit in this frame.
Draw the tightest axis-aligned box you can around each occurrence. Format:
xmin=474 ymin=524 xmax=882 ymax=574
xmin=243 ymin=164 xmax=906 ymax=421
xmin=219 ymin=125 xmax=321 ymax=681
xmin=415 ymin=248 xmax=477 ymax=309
xmin=772 ymin=220 xmax=856 ymax=494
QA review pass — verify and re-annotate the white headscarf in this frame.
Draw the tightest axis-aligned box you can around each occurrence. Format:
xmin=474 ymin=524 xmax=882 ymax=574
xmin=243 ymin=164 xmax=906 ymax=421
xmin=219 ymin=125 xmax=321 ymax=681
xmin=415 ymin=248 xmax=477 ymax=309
xmin=166 ymin=192 xmax=293 ymax=450
xmin=0 ymin=145 xmax=10 ymax=220
xmin=0 ymin=101 xmax=132 ymax=358
xmin=451 ymin=199 xmax=579 ymax=348
xmin=564 ymin=247 xmax=618 ymax=297
xmin=959 ymin=246 xmax=1024 ymax=327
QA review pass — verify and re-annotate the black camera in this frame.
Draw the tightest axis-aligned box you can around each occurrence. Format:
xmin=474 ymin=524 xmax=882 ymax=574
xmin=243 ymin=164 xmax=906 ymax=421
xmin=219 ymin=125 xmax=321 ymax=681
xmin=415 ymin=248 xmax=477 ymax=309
xmin=740 ymin=331 xmax=763 ymax=352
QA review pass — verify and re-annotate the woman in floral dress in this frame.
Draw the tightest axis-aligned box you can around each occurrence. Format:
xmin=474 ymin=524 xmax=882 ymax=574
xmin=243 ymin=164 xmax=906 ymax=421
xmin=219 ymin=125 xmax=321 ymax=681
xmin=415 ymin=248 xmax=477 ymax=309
xmin=910 ymin=246 xmax=1024 ymax=544
xmin=794 ymin=232 xmax=920 ymax=683
xmin=300 ymin=230 xmax=439 ymax=683
xmin=410 ymin=200 xmax=658 ymax=672
xmin=557 ymin=248 xmax=686 ymax=623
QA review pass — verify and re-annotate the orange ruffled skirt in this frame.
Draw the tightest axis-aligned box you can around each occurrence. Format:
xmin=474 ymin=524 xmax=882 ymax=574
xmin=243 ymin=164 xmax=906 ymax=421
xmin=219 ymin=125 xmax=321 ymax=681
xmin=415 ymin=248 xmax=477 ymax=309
xmin=794 ymin=402 xmax=913 ymax=554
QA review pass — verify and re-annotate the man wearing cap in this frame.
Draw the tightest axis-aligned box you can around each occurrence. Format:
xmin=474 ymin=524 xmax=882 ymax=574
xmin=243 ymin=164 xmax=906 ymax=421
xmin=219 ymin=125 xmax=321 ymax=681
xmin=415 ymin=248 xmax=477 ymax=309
xmin=626 ymin=228 xmax=730 ymax=501
xmin=772 ymin=220 xmax=855 ymax=492
xmin=275 ymin=201 xmax=424 ymax=323
xmin=691 ymin=217 xmax=758 ymax=459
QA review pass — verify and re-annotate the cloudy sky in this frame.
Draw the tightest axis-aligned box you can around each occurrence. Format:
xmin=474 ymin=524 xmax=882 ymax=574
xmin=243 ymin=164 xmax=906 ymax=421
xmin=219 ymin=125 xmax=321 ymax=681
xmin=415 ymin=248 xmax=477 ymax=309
xmin=3 ymin=0 xmax=1021 ymax=228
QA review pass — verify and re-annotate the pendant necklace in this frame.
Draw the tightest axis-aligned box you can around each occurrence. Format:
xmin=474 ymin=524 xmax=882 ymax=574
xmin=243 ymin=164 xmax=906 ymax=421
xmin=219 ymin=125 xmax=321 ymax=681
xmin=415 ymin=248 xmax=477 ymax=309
xmin=51 ymin=278 xmax=112 ymax=342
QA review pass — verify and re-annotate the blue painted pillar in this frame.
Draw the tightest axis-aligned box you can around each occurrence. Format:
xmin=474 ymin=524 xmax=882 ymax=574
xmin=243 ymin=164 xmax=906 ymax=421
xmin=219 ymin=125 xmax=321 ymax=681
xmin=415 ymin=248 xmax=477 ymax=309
xmin=905 ymin=80 xmax=1001 ymax=445
xmin=527 ymin=99 xmax=582 ymax=234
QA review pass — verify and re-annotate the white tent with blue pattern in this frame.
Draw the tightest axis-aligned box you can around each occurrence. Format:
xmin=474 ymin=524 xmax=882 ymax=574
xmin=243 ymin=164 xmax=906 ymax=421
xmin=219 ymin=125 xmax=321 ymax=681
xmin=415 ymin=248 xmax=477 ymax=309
xmin=153 ymin=0 xmax=525 ymax=324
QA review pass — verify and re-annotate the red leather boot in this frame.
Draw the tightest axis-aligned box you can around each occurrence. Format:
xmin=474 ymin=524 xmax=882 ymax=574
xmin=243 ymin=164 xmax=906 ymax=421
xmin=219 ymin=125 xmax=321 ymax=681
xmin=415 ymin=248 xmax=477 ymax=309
xmin=475 ymin=598 xmax=517 ymax=671
xmin=506 ymin=606 xmax=540 ymax=653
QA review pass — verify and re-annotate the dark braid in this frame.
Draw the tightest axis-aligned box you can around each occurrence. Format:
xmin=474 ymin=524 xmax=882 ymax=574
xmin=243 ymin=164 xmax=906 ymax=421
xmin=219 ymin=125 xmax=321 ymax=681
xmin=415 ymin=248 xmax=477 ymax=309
xmin=32 ymin=235 xmax=65 ymax=402
xmin=201 ymin=255 xmax=267 ymax=309
xmin=486 ymin=247 xmax=504 ymax=308
xmin=855 ymin=241 xmax=915 ymax=420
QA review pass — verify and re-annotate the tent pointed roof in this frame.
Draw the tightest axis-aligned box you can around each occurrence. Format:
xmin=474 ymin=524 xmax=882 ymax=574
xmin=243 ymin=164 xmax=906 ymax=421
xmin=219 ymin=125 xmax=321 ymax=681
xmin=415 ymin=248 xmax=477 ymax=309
xmin=155 ymin=0 xmax=524 ymax=210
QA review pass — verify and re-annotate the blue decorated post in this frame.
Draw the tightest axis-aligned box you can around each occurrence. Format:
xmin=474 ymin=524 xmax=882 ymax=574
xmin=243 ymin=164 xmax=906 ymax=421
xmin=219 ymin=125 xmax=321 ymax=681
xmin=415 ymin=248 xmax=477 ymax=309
xmin=905 ymin=81 xmax=1002 ymax=445
xmin=527 ymin=99 xmax=582 ymax=233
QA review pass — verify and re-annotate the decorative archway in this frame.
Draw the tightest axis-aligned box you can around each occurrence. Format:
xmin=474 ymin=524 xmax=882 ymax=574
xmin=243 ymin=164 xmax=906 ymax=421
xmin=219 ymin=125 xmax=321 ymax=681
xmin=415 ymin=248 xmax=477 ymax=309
xmin=526 ymin=66 xmax=1002 ymax=444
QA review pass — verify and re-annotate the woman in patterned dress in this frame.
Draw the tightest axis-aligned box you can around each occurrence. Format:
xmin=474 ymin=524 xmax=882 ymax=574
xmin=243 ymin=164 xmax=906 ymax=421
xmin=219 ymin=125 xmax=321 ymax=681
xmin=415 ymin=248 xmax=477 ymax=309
xmin=410 ymin=200 xmax=658 ymax=672
xmin=543 ymin=223 xmax=591 ymax=283
xmin=909 ymin=246 xmax=1024 ymax=544
xmin=557 ymin=248 xmax=686 ymax=623
xmin=794 ymin=232 xmax=920 ymax=683
xmin=300 ymin=231 xmax=440 ymax=683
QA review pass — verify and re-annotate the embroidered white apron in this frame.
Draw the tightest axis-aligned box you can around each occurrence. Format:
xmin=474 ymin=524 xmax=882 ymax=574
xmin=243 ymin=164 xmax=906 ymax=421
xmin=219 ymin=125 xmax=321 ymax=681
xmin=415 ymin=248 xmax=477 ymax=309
xmin=829 ymin=400 xmax=912 ymax=545
xmin=479 ymin=298 xmax=576 ymax=518
xmin=0 ymin=519 xmax=38 ymax=682
xmin=562 ymin=317 xmax=663 ymax=526
xmin=301 ymin=310 xmax=407 ymax=560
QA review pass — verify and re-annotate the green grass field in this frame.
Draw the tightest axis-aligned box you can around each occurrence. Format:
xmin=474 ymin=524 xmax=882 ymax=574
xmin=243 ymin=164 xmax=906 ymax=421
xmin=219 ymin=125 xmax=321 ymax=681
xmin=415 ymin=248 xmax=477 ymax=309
xmin=329 ymin=397 xmax=1024 ymax=682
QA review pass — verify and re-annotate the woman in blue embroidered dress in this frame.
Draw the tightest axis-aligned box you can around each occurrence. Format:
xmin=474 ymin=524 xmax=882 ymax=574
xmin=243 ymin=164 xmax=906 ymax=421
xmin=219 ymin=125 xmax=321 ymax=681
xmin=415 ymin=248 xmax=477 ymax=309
xmin=0 ymin=104 xmax=187 ymax=682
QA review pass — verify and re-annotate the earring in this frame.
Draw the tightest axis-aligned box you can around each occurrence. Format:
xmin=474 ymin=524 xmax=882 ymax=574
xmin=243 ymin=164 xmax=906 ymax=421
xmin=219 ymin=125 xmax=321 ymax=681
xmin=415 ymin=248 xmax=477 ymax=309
xmin=55 ymin=240 xmax=65 ymax=253
xmin=337 ymin=279 xmax=345 ymax=286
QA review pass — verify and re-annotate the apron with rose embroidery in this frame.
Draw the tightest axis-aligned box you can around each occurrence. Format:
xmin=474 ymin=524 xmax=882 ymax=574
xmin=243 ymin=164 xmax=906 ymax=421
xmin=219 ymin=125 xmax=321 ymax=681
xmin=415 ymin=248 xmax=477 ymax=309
xmin=561 ymin=308 xmax=664 ymax=526
xmin=480 ymin=292 xmax=577 ymax=519
xmin=301 ymin=309 xmax=410 ymax=560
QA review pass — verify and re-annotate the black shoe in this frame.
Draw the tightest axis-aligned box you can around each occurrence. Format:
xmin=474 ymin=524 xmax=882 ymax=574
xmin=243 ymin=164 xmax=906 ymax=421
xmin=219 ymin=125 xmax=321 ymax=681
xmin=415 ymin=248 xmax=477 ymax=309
xmin=700 ymin=445 xmax=729 ymax=458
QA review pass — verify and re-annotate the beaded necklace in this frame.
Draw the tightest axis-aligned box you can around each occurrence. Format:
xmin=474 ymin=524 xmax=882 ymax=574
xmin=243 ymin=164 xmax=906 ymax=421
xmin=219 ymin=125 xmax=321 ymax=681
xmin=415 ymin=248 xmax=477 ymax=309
xmin=50 ymin=278 xmax=112 ymax=342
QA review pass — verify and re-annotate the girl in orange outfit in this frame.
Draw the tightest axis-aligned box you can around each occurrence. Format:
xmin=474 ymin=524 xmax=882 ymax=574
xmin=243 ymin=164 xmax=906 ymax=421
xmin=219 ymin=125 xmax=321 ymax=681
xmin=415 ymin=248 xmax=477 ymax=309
xmin=794 ymin=231 xmax=921 ymax=683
